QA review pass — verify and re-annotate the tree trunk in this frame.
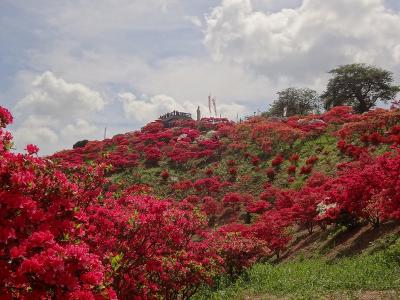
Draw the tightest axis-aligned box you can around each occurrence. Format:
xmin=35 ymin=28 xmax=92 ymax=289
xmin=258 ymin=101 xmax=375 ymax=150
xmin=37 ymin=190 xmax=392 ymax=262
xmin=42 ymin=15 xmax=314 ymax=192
xmin=356 ymin=97 xmax=369 ymax=113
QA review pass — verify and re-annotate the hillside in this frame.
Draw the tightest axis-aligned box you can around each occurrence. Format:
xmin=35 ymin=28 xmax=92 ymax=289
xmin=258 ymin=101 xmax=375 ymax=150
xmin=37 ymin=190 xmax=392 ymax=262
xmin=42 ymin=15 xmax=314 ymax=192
xmin=2 ymin=105 xmax=400 ymax=299
xmin=51 ymin=106 xmax=400 ymax=232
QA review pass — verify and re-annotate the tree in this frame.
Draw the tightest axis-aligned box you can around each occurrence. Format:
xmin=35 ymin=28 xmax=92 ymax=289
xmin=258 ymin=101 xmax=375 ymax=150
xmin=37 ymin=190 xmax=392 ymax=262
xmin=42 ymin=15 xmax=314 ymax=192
xmin=266 ymin=87 xmax=321 ymax=117
xmin=73 ymin=139 xmax=89 ymax=149
xmin=322 ymin=63 xmax=400 ymax=113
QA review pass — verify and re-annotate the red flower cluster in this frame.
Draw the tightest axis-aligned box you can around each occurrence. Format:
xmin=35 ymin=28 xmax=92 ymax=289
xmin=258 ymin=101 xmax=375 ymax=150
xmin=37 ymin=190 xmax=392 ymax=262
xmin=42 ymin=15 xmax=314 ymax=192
xmin=0 ymin=106 xmax=13 ymax=127
xmin=271 ymin=154 xmax=284 ymax=167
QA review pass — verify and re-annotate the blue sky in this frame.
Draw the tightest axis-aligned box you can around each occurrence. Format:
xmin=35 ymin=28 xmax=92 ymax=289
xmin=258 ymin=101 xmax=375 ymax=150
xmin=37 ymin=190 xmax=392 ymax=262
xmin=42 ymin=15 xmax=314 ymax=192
xmin=1 ymin=0 xmax=400 ymax=154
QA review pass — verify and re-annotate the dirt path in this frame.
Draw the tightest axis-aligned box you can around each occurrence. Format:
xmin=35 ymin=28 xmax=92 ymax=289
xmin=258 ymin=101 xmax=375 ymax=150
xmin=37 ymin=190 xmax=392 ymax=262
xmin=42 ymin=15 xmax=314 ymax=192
xmin=242 ymin=290 xmax=399 ymax=300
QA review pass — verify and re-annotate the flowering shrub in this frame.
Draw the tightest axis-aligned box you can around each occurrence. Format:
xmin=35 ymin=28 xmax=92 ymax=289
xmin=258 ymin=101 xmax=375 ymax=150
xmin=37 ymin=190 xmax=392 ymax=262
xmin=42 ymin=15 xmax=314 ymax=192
xmin=251 ymin=155 xmax=261 ymax=166
xmin=212 ymin=224 xmax=270 ymax=277
xmin=287 ymin=165 xmax=296 ymax=175
xmin=291 ymin=189 xmax=323 ymax=234
xmin=193 ymin=177 xmax=229 ymax=197
xmin=252 ymin=210 xmax=292 ymax=258
xmin=0 ymin=109 xmax=109 ymax=298
xmin=247 ymin=200 xmax=270 ymax=214
xmin=0 ymin=106 xmax=12 ymax=127
xmin=300 ymin=164 xmax=313 ymax=175
xmin=202 ymin=196 xmax=220 ymax=216
xmin=83 ymin=195 xmax=223 ymax=299
xmin=305 ymin=155 xmax=319 ymax=165
xmin=228 ymin=167 xmax=238 ymax=182
xmin=144 ymin=146 xmax=163 ymax=165
xmin=161 ymin=169 xmax=169 ymax=181
xmin=266 ymin=167 xmax=276 ymax=181
xmin=271 ymin=154 xmax=284 ymax=167
xmin=321 ymin=106 xmax=356 ymax=124
xmin=25 ymin=144 xmax=39 ymax=155
xmin=205 ymin=168 xmax=214 ymax=176
xmin=289 ymin=153 xmax=299 ymax=163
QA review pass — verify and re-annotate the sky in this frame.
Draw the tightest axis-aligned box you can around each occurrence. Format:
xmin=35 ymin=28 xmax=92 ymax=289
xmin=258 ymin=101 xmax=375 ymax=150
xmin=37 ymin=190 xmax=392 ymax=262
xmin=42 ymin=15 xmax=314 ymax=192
xmin=1 ymin=0 xmax=400 ymax=155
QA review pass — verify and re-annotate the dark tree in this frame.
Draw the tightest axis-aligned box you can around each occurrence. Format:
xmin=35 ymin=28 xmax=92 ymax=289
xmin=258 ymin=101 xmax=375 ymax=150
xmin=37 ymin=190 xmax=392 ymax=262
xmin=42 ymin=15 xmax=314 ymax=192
xmin=73 ymin=139 xmax=89 ymax=149
xmin=266 ymin=87 xmax=321 ymax=117
xmin=322 ymin=63 xmax=400 ymax=113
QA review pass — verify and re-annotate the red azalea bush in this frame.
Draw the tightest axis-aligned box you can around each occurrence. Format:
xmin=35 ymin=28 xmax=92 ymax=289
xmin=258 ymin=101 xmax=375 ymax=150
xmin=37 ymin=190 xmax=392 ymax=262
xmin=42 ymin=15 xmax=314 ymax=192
xmin=300 ymin=164 xmax=313 ymax=175
xmin=228 ymin=167 xmax=237 ymax=178
xmin=251 ymin=210 xmax=292 ymax=258
xmin=291 ymin=189 xmax=323 ymax=234
xmin=251 ymin=155 xmax=261 ymax=167
xmin=201 ymin=196 xmax=220 ymax=216
xmin=0 ymin=108 xmax=110 ymax=298
xmin=160 ymin=169 xmax=169 ymax=181
xmin=287 ymin=165 xmax=296 ymax=175
xmin=266 ymin=167 xmax=276 ymax=181
xmin=222 ymin=192 xmax=253 ymax=210
xmin=289 ymin=153 xmax=299 ymax=163
xmin=193 ymin=177 xmax=229 ymax=197
xmin=83 ymin=195 xmax=224 ymax=299
xmin=144 ymin=146 xmax=163 ymax=165
xmin=205 ymin=168 xmax=214 ymax=176
xmin=271 ymin=154 xmax=284 ymax=167
xmin=212 ymin=224 xmax=270 ymax=277
xmin=247 ymin=200 xmax=270 ymax=214
xmin=305 ymin=155 xmax=319 ymax=165
xmin=323 ymin=151 xmax=400 ymax=226
xmin=321 ymin=106 xmax=356 ymax=124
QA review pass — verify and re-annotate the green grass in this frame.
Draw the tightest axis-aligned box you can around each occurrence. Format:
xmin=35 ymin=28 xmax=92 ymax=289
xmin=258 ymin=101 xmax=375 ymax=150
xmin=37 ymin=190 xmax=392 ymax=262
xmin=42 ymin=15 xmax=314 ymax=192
xmin=194 ymin=252 xmax=400 ymax=299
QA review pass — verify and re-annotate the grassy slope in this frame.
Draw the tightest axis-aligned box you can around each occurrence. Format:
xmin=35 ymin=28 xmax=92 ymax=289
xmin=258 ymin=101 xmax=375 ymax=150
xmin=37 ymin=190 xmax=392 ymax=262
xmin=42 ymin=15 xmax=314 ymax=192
xmin=195 ymin=231 xmax=400 ymax=300
xmin=195 ymin=254 xmax=400 ymax=300
xmin=112 ymin=132 xmax=343 ymax=197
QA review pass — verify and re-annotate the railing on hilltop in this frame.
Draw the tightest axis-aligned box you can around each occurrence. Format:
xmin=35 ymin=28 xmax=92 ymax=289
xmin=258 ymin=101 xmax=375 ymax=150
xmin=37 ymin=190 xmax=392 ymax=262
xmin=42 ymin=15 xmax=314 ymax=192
xmin=159 ymin=111 xmax=192 ymax=120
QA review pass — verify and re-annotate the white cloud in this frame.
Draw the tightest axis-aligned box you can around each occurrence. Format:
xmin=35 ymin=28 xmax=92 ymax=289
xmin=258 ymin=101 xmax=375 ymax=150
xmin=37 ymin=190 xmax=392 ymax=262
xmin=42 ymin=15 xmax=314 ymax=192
xmin=120 ymin=91 xmax=247 ymax=123
xmin=393 ymin=44 xmax=400 ymax=63
xmin=16 ymin=71 xmax=105 ymax=119
xmin=218 ymin=102 xmax=247 ymax=120
xmin=60 ymin=119 xmax=98 ymax=141
xmin=14 ymin=125 xmax=59 ymax=148
xmin=204 ymin=0 xmax=400 ymax=81
xmin=11 ymin=0 xmax=183 ymax=38
xmin=27 ymin=47 xmax=153 ymax=90
xmin=184 ymin=15 xmax=203 ymax=27
xmin=135 ymin=57 xmax=272 ymax=108
xmin=12 ymin=72 xmax=104 ymax=155
xmin=120 ymin=92 xmax=186 ymax=123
